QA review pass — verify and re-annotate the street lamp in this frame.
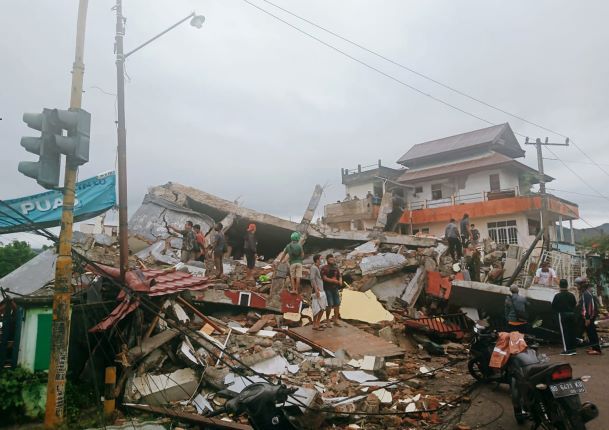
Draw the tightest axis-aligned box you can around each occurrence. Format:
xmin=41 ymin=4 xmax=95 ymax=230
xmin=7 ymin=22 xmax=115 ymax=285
xmin=114 ymin=1 xmax=204 ymax=280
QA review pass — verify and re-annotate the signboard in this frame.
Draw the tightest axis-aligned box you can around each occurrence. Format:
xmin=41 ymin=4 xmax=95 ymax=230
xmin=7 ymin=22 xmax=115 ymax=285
xmin=0 ymin=171 xmax=116 ymax=234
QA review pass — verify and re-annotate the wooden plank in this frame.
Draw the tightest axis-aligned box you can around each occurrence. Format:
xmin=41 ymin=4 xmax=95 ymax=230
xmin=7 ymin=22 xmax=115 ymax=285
xmin=176 ymin=296 xmax=226 ymax=334
xmin=288 ymin=321 xmax=404 ymax=359
xmin=124 ymin=403 xmax=252 ymax=429
xmin=248 ymin=314 xmax=275 ymax=333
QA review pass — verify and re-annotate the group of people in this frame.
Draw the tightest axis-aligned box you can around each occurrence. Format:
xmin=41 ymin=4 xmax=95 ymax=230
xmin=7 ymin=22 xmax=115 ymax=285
xmin=280 ymin=233 xmax=343 ymax=330
xmin=168 ymin=221 xmax=228 ymax=276
xmin=505 ymin=276 xmax=602 ymax=356
xmin=445 ymin=213 xmax=480 ymax=261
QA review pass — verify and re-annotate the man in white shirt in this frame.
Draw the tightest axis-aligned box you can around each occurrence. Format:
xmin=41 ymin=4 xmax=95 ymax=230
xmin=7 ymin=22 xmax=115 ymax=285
xmin=310 ymin=254 xmax=328 ymax=331
xmin=533 ymin=261 xmax=559 ymax=287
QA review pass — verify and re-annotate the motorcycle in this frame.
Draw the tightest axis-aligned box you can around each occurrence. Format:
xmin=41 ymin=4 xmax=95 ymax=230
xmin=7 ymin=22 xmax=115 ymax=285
xmin=206 ymin=382 xmax=299 ymax=430
xmin=467 ymin=321 xmax=517 ymax=384
xmin=467 ymin=322 xmax=598 ymax=429
xmin=509 ymin=349 xmax=598 ymax=429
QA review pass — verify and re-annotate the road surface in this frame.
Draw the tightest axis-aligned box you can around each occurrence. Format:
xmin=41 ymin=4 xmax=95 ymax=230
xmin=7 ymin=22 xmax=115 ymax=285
xmin=461 ymin=345 xmax=606 ymax=429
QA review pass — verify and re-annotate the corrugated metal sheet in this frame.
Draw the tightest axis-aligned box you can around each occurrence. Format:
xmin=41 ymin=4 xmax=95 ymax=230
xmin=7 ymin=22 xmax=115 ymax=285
xmin=397 ymin=123 xmax=524 ymax=166
xmin=0 ymin=249 xmax=57 ymax=298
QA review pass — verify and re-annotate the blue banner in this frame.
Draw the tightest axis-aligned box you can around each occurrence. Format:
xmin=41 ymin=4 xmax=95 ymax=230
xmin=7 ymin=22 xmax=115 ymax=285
xmin=0 ymin=172 xmax=116 ymax=233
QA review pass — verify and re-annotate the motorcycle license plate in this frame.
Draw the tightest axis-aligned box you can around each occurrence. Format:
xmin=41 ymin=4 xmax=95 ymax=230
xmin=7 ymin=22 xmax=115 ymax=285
xmin=549 ymin=379 xmax=586 ymax=398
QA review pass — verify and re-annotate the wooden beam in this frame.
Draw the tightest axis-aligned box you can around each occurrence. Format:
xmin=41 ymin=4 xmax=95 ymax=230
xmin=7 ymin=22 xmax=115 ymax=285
xmin=124 ymin=403 xmax=253 ymax=430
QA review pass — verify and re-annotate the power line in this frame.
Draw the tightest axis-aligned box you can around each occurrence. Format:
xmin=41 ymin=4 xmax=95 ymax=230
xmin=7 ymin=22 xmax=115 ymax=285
xmin=256 ymin=0 xmax=609 ymax=182
xmin=546 ymin=188 xmax=609 ymax=199
xmin=240 ymin=0 xmax=496 ymax=127
xmin=239 ymin=0 xmax=609 ymax=207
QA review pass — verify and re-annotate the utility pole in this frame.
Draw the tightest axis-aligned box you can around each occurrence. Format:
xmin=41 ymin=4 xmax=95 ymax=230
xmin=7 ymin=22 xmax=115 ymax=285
xmin=115 ymin=0 xmax=129 ymax=281
xmin=525 ymin=136 xmax=569 ymax=251
xmin=45 ymin=0 xmax=89 ymax=426
xmin=114 ymin=1 xmax=204 ymax=281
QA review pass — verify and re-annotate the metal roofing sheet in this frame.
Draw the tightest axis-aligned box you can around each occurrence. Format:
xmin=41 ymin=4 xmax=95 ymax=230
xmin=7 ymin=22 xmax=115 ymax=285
xmin=397 ymin=123 xmax=524 ymax=165
xmin=0 ymin=249 xmax=57 ymax=298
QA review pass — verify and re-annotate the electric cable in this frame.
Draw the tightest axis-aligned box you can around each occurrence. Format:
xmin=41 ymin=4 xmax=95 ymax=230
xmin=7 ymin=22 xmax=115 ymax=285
xmin=255 ymin=0 xmax=609 ymax=181
xmin=239 ymin=0 xmax=609 ymax=206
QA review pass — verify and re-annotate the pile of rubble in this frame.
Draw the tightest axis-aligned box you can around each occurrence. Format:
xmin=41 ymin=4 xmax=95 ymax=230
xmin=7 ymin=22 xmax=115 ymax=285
xmin=77 ymin=226 xmax=482 ymax=430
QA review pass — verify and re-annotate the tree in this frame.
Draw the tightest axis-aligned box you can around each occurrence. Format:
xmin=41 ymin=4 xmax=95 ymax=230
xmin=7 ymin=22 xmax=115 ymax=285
xmin=580 ymin=234 xmax=609 ymax=255
xmin=0 ymin=241 xmax=37 ymax=278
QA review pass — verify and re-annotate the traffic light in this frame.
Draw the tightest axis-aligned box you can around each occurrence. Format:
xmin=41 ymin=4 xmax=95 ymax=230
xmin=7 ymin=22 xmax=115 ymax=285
xmin=18 ymin=109 xmax=61 ymax=189
xmin=18 ymin=107 xmax=91 ymax=189
xmin=54 ymin=108 xmax=90 ymax=166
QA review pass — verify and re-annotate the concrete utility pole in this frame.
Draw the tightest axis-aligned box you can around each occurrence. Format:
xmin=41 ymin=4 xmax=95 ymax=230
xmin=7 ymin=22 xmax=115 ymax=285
xmin=115 ymin=0 xmax=129 ymax=281
xmin=45 ymin=0 xmax=89 ymax=426
xmin=525 ymin=136 xmax=569 ymax=251
xmin=114 ymin=0 xmax=204 ymax=281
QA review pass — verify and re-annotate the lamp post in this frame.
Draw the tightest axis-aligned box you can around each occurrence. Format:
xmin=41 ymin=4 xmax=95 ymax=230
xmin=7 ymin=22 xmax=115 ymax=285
xmin=114 ymin=0 xmax=204 ymax=280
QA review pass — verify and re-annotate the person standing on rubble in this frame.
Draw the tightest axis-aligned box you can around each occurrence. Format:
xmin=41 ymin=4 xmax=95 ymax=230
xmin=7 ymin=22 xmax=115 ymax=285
xmin=310 ymin=254 xmax=327 ymax=331
xmin=505 ymin=285 xmax=530 ymax=333
xmin=283 ymin=232 xmax=304 ymax=294
xmin=169 ymin=220 xmax=197 ymax=263
xmin=576 ymin=277 xmax=602 ymax=355
xmin=322 ymin=253 xmax=343 ymax=326
xmin=552 ymin=279 xmax=577 ymax=356
xmin=470 ymin=224 xmax=481 ymax=247
xmin=445 ymin=218 xmax=462 ymax=261
xmin=243 ymin=223 xmax=257 ymax=280
xmin=460 ymin=213 xmax=472 ymax=247
xmin=193 ymin=224 xmax=206 ymax=262
xmin=210 ymin=222 xmax=226 ymax=277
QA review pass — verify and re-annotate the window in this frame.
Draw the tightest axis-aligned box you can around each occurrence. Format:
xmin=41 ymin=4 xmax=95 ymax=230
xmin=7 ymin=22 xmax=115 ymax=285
xmin=528 ymin=218 xmax=540 ymax=236
xmin=489 ymin=174 xmax=501 ymax=192
xmin=431 ymin=183 xmax=443 ymax=200
xmin=487 ymin=220 xmax=518 ymax=245
xmin=414 ymin=186 xmax=423 ymax=195
xmin=412 ymin=227 xmax=430 ymax=235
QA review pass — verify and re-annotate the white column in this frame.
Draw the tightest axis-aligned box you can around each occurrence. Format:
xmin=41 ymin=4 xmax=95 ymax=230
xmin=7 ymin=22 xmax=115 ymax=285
xmin=558 ymin=215 xmax=564 ymax=242
xmin=569 ymin=219 xmax=575 ymax=244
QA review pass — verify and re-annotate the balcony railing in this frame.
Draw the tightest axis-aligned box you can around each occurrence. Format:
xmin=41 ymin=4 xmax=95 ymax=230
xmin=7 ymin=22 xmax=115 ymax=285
xmin=408 ymin=187 xmax=520 ymax=210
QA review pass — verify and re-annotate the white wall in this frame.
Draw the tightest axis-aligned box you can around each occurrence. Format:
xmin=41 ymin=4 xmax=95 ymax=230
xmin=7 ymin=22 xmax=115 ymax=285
xmin=411 ymin=213 xmax=536 ymax=248
xmin=346 ymin=182 xmax=376 ymax=199
xmin=407 ymin=167 xmax=521 ymax=203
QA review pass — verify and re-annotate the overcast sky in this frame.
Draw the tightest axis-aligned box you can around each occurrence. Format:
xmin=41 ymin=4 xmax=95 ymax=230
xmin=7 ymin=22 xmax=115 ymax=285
xmin=2 ymin=0 xmax=609 ymax=247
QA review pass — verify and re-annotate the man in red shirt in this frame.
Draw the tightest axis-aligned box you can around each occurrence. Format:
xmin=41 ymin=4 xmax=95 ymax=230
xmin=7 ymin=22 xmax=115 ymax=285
xmin=193 ymin=224 xmax=206 ymax=262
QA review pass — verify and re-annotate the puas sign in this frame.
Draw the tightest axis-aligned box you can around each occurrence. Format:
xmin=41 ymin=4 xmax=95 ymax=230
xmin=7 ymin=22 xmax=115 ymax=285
xmin=0 ymin=172 xmax=116 ymax=233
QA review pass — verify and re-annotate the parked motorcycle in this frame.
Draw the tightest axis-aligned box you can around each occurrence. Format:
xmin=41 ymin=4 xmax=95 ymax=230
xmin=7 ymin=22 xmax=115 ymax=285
xmin=509 ymin=349 xmax=598 ymax=429
xmin=467 ymin=322 xmax=598 ymax=429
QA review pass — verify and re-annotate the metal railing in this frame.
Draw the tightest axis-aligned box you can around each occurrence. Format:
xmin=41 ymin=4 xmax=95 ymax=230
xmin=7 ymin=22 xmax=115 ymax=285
xmin=408 ymin=187 xmax=521 ymax=210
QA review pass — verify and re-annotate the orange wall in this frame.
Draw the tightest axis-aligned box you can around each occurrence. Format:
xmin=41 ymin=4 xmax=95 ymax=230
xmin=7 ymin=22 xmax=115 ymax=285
xmin=400 ymin=195 xmax=579 ymax=224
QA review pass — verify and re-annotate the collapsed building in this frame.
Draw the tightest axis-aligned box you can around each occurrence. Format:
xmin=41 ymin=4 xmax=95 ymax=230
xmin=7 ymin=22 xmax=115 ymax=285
xmin=0 ymin=175 xmax=588 ymax=429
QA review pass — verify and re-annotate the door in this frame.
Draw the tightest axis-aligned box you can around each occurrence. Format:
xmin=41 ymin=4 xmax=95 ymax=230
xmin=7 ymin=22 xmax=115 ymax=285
xmin=34 ymin=313 xmax=52 ymax=371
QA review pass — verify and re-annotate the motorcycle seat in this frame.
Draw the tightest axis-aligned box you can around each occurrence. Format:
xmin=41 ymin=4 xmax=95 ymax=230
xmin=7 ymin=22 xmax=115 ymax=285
xmin=521 ymin=363 xmax=552 ymax=379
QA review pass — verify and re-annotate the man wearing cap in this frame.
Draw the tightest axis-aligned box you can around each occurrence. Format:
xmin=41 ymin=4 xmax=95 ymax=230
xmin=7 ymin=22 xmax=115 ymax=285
xmin=552 ymin=279 xmax=577 ymax=355
xmin=576 ymin=278 xmax=602 ymax=355
xmin=505 ymin=285 xmax=530 ymax=332
xmin=243 ymin=224 xmax=257 ymax=280
xmin=283 ymin=232 xmax=304 ymax=294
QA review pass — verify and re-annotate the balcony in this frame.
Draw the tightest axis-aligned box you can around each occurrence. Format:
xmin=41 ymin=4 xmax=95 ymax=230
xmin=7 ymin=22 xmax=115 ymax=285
xmin=401 ymin=188 xmax=579 ymax=225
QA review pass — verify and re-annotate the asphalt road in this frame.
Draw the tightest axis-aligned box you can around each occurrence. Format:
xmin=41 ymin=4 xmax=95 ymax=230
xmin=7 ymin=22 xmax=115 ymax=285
xmin=461 ymin=345 xmax=606 ymax=429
